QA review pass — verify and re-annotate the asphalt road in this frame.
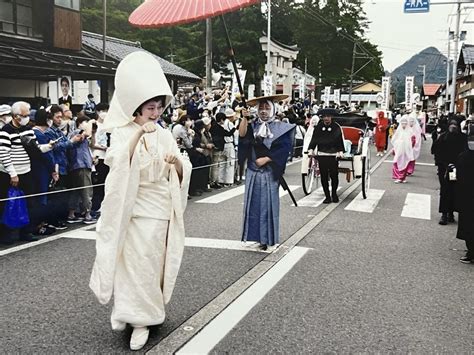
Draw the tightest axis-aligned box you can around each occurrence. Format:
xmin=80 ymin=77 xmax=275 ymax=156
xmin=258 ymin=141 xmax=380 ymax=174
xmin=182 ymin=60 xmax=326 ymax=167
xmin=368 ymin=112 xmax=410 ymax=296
xmin=1 ymin=141 xmax=472 ymax=353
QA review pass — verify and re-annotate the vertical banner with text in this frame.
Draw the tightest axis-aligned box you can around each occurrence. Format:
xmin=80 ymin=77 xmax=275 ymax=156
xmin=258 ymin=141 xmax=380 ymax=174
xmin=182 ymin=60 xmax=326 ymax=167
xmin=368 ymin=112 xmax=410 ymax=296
xmin=324 ymin=86 xmax=331 ymax=108
xmin=231 ymin=70 xmax=247 ymax=102
xmin=381 ymin=76 xmax=391 ymax=110
xmin=405 ymin=76 xmax=414 ymax=110
xmin=333 ymin=89 xmax=341 ymax=106
xmin=299 ymin=79 xmax=305 ymax=99
xmin=263 ymin=75 xmax=273 ymax=97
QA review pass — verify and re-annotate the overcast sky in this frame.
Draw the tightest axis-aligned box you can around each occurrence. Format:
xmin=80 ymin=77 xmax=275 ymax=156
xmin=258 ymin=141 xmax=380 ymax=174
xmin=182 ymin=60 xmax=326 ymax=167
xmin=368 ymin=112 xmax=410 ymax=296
xmin=362 ymin=0 xmax=473 ymax=71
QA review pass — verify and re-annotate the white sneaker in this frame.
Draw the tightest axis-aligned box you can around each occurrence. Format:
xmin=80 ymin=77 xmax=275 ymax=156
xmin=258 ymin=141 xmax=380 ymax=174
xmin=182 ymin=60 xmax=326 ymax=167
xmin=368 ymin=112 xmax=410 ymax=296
xmin=394 ymin=179 xmax=401 ymax=183
xmin=130 ymin=326 xmax=149 ymax=351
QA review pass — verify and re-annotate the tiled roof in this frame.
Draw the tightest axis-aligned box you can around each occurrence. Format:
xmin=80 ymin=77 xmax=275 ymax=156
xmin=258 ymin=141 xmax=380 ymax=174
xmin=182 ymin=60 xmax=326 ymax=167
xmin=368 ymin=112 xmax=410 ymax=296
xmin=461 ymin=44 xmax=474 ymax=65
xmin=423 ymin=84 xmax=441 ymax=96
xmin=82 ymin=31 xmax=201 ymax=82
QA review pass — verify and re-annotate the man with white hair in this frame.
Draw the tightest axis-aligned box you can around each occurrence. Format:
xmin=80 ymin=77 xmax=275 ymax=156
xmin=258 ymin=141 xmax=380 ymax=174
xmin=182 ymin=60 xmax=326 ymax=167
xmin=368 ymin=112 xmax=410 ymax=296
xmin=0 ymin=101 xmax=52 ymax=242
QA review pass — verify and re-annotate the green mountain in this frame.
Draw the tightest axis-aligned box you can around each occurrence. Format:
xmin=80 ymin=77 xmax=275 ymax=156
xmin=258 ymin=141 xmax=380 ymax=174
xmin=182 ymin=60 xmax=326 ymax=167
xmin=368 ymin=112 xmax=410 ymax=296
xmin=389 ymin=47 xmax=447 ymax=103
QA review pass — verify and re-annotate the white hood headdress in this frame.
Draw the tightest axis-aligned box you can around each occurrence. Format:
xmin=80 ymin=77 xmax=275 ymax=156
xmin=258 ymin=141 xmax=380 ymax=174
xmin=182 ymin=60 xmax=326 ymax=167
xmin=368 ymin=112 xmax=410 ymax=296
xmin=104 ymin=51 xmax=173 ymax=130
xmin=256 ymin=99 xmax=276 ymax=139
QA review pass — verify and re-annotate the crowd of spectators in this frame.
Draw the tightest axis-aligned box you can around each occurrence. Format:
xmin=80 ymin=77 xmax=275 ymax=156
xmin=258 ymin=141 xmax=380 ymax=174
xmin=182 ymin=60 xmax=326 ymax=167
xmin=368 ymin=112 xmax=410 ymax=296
xmin=0 ymin=86 xmax=320 ymax=245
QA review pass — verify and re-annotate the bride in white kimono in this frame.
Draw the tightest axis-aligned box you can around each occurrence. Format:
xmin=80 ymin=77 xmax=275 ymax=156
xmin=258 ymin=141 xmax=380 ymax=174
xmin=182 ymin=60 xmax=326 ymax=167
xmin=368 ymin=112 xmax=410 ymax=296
xmin=89 ymin=52 xmax=191 ymax=351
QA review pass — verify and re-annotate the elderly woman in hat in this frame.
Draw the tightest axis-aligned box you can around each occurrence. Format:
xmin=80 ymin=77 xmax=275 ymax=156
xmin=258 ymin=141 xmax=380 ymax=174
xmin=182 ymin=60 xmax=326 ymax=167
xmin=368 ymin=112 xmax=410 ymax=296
xmin=238 ymin=94 xmax=295 ymax=251
xmin=89 ymin=52 xmax=192 ymax=351
xmin=308 ymin=108 xmax=345 ymax=203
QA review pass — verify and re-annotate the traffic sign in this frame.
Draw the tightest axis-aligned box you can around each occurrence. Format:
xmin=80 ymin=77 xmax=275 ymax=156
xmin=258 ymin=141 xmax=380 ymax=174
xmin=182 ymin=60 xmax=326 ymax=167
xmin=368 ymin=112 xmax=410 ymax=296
xmin=404 ymin=0 xmax=430 ymax=13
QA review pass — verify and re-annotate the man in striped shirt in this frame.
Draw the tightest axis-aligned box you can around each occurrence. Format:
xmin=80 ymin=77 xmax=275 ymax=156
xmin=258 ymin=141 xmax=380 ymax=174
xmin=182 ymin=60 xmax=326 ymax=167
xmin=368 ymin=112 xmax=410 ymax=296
xmin=0 ymin=101 xmax=53 ymax=243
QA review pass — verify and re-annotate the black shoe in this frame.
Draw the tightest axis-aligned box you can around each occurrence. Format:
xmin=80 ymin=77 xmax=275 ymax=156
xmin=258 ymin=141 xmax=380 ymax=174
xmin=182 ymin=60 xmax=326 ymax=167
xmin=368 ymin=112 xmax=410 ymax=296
xmin=48 ymin=221 xmax=68 ymax=230
xmin=19 ymin=233 xmax=39 ymax=242
xmin=460 ymin=256 xmax=473 ymax=264
xmin=439 ymin=214 xmax=448 ymax=225
xmin=189 ymin=191 xmax=202 ymax=197
xmin=448 ymin=213 xmax=455 ymax=223
xmin=332 ymin=195 xmax=339 ymax=203
xmin=33 ymin=226 xmax=56 ymax=236
xmin=323 ymin=197 xmax=332 ymax=204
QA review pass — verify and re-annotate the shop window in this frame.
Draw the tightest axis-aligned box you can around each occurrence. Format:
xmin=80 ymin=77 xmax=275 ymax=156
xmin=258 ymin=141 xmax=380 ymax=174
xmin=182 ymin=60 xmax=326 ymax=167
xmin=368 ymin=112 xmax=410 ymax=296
xmin=55 ymin=0 xmax=80 ymax=11
xmin=0 ymin=0 xmax=42 ymax=38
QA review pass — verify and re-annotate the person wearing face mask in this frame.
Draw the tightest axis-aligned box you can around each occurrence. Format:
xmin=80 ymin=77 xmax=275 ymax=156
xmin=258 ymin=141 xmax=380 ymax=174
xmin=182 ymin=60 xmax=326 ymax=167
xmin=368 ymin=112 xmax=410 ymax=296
xmin=59 ymin=104 xmax=76 ymax=136
xmin=45 ymin=105 xmax=83 ymax=228
xmin=89 ymin=52 xmax=191 ymax=351
xmin=390 ymin=115 xmax=415 ymax=184
xmin=432 ymin=119 xmax=467 ymax=225
xmin=0 ymin=101 xmax=54 ymax=242
xmin=238 ymin=94 xmax=295 ymax=251
xmin=308 ymin=108 xmax=345 ymax=203
xmin=0 ymin=104 xmax=14 ymax=243
xmin=66 ymin=115 xmax=95 ymax=224
xmin=90 ymin=103 xmax=110 ymax=216
xmin=454 ymin=122 xmax=474 ymax=264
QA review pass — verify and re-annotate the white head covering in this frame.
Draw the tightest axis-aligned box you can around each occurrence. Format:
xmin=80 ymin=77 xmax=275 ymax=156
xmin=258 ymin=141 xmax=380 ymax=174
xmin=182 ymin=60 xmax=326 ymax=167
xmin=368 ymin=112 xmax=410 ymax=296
xmin=407 ymin=115 xmax=422 ymax=160
xmin=256 ymin=99 xmax=276 ymax=139
xmin=104 ymin=51 xmax=173 ymax=130
xmin=391 ymin=115 xmax=414 ymax=170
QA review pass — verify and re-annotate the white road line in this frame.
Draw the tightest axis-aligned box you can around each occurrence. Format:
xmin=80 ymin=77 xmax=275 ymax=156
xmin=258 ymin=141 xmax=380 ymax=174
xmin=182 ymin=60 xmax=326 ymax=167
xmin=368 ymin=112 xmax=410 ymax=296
xmin=279 ymin=185 xmax=300 ymax=198
xmin=0 ymin=225 xmax=93 ymax=257
xmin=401 ymin=193 xmax=431 ymax=220
xmin=176 ymin=246 xmax=310 ymax=355
xmin=196 ymin=185 xmax=299 ymax=204
xmin=195 ymin=185 xmax=246 ymax=204
xmin=295 ymin=187 xmax=341 ymax=207
xmin=345 ymin=189 xmax=385 ymax=213
xmin=62 ymin=232 xmax=275 ymax=253
xmin=384 ymin=160 xmax=435 ymax=167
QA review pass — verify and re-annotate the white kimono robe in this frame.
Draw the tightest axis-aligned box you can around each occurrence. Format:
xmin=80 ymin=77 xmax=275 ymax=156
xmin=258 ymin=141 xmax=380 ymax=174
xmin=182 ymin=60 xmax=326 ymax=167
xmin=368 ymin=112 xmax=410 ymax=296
xmin=89 ymin=122 xmax=191 ymax=327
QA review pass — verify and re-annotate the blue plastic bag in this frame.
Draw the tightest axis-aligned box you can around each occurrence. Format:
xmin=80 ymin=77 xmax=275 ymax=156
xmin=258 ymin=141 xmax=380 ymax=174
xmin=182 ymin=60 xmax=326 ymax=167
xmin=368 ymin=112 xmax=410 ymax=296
xmin=2 ymin=187 xmax=30 ymax=228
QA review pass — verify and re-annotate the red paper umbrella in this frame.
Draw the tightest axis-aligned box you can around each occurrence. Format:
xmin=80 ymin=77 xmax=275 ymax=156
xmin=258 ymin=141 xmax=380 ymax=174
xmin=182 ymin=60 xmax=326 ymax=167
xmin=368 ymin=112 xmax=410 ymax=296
xmin=129 ymin=0 xmax=261 ymax=28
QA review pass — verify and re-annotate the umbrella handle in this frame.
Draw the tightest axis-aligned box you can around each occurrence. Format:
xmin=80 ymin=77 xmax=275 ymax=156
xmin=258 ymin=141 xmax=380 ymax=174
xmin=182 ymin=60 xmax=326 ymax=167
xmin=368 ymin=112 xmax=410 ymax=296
xmin=220 ymin=14 xmax=247 ymax=108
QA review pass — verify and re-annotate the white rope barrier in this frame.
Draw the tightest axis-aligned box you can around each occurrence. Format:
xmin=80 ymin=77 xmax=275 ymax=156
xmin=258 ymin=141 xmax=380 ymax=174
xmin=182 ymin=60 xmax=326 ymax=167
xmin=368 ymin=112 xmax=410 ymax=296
xmin=0 ymin=145 xmax=305 ymax=203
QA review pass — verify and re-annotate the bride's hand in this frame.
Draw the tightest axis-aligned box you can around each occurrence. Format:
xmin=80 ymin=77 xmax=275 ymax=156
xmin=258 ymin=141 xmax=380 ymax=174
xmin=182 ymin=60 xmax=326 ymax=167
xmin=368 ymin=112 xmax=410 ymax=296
xmin=164 ymin=153 xmax=179 ymax=165
xmin=141 ymin=122 xmax=157 ymax=134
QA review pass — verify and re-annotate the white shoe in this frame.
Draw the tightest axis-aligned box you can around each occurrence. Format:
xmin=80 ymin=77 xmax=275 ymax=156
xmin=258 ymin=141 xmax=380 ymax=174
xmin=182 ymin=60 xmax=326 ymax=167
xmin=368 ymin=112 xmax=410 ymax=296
xmin=130 ymin=326 xmax=149 ymax=351
xmin=111 ymin=318 xmax=126 ymax=331
xmin=394 ymin=179 xmax=401 ymax=183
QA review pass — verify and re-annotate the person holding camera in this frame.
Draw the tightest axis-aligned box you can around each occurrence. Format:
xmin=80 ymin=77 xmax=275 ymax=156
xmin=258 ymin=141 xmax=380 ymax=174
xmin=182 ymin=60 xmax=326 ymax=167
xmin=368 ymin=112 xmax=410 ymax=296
xmin=432 ymin=119 xmax=467 ymax=225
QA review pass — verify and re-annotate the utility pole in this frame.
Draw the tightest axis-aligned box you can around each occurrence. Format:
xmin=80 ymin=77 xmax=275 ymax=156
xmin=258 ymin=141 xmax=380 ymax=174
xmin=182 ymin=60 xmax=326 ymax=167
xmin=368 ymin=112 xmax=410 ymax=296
xmin=206 ymin=18 xmax=213 ymax=92
xmin=450 ymin=2 xmax=461 ymax=113
xmin=103 ymin=0 xmax=107 ymax=60
xmin=348 ymin=42 xmax=357 ymax=106
xmin=446 ymin=29 xmax=452 ymax=111
xmin=418 ymin=65 xmax=426 ymax=87
xmin=304 ymin=56 xmax=308 ymax=98
xmin=266 ymin=0 xmax=272 ymax=95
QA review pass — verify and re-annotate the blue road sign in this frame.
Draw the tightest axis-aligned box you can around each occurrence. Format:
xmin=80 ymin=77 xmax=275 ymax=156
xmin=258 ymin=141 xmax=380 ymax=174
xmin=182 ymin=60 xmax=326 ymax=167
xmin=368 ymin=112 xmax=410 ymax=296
xmin=404 ymin=0 xmax=430 ymax=13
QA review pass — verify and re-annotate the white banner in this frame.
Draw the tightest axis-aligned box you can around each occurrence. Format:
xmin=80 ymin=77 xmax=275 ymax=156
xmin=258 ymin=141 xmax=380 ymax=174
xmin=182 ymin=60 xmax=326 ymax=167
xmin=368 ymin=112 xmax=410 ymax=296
xmin=263 ymin=75 xmax=273 ymax=97
xmin=231 ymin=70 xmax=247 ymax=102
xmin=405 ymin=76 xmax=414 ymax=110
xmin=381 ymin=76 xmax=391 ymax=110
xmin=324 ymin=86 xmax=331 ymax=108
xmin=333 ymin=89 xmax=341 ymax=106
xmin=299 ymin=78 xmax=305 ymax=99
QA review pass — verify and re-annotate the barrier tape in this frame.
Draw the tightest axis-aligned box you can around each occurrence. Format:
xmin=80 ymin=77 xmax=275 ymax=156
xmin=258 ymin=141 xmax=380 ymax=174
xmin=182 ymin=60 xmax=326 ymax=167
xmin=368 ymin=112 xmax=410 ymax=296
xmin=0 ymin=145 xmax=305 ymax=202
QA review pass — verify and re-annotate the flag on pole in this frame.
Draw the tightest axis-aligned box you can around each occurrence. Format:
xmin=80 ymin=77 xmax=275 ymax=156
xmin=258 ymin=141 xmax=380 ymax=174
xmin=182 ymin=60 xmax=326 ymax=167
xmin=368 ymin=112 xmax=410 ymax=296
xmin=381 ymin=76 xmax=391 ymax=110
xmin=405 ymin=76 xmax=414 ymax=110
xmin=324 ymin=86 xmax=331 ymax=108
xmin=333 ymin=89 xmax=341 ymax=106
xmin=231 ymin=70 xmax=246 ymax=102
xmin=263 ymin=75 xmax=273 ymax=97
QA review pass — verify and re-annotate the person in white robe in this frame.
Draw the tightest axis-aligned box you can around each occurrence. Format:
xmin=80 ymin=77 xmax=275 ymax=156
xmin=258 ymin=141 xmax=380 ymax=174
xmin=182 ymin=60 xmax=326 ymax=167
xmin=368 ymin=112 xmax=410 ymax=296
xmin=89 ymin=52 xmax=191 ymax=351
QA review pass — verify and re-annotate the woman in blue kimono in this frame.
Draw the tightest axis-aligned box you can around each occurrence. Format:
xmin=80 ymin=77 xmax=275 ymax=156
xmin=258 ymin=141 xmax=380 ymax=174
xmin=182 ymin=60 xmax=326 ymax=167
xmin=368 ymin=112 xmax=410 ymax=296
xmin=238 ymin=95 xmax=295 ymax=251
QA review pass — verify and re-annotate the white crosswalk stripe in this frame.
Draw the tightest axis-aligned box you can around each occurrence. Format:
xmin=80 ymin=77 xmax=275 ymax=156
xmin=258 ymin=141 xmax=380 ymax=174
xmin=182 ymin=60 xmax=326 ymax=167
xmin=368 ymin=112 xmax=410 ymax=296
xmin=401 ymin=193 xmax=431 ymax=220
xmin=295 ymin=187 xmax=341 ymax=207
xmin=345 ymin=189 xmax=385 ymax=213
xmin=196 ymin=185 xmax=300 ymax=204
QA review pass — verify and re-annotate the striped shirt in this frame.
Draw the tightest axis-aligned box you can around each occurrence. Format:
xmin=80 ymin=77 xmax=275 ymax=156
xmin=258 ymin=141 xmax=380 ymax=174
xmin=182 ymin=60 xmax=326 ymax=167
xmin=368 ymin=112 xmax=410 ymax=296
xmin=0 ymin=123 xmax=35 ymax=176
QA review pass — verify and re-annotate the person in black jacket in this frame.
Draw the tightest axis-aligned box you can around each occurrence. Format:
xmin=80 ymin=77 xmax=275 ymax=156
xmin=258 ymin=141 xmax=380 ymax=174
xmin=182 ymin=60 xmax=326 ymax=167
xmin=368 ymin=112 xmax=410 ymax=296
xmin=432 ymin=119 xmax=467 ymax=225
xmin=455 ymin=122 xmax=474 ymax=264
xmin=308 ymin=108 xmax=345 ymax=203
